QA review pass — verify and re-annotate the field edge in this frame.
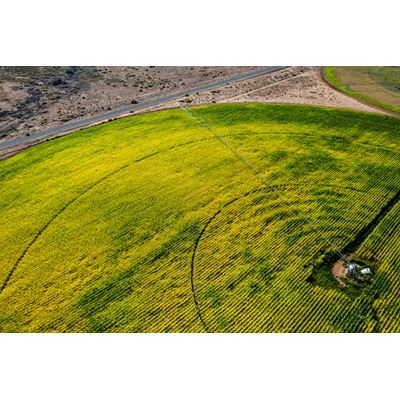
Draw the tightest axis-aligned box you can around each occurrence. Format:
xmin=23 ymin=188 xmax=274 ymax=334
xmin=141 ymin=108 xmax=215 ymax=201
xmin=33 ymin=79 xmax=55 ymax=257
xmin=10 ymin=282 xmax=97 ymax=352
xmin=322 ymin=67 xmax=400 ymax=115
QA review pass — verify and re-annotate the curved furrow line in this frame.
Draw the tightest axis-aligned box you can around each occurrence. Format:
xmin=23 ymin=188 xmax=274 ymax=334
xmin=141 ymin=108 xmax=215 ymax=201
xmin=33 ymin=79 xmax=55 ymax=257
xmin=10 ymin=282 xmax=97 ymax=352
xmin=0 ymin=165 xmax=129 ymax=293
xmin=0 ymin=137 xmax=215 ymax=294
xmin=189 ymin=185 xmax=266 ymax=332
xmin=189 ymin=182 xmax=371 ymax=331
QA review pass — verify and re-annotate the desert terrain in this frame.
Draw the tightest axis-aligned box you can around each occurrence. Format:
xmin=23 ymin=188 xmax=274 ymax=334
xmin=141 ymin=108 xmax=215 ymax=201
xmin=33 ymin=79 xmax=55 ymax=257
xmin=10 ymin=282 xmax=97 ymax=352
xmin=0 ymin=66 xmax=258 ymax=139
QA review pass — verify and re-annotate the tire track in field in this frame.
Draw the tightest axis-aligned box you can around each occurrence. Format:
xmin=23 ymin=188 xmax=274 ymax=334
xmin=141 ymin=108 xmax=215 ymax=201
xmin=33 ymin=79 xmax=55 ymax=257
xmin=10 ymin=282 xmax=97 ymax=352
xmin=189 ymin=183 xmax=375 ymax=331
xmin=0 ymin=129 xmax=334 ymax=295
xmin=0 ymin=130 xmax=312 ymax=297
xmin=190 ymin=186 xmax=265 ymax=332
xmin=0 ymin=137 xmax=214 ymax=294
xmin=0 ymin=165 xmax=127 ymax=293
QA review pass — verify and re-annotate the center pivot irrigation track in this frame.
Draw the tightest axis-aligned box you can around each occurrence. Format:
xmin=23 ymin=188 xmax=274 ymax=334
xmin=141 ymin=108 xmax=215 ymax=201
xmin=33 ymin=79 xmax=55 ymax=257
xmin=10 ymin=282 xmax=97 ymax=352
xmin=189 ymin=182 xmax=381 ymax=331
xmin=190 ymin=185 xmax=264 ymax=332
xmin=3 ymin=115 xmax=396 ymax=296
xmin=180 ymin=106 xmax=353 ymax=266
xmin=3 ymin=103 xmax=399 ymax=333
xmin=5 ymin=128 xmax=386 ymax=295
xmin=181 ymin=105 xmax=400 ymax=331
xmin=0 ymin=137 xmax=216 ymax=293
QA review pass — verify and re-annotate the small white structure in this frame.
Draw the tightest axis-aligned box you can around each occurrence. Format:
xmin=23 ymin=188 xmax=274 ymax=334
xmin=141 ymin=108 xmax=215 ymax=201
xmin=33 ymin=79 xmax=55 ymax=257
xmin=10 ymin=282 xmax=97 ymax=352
xmin=360 ymin=268 xmax=372 ymax=275
xmin=345 ymin=263 xmax=357 ymax=277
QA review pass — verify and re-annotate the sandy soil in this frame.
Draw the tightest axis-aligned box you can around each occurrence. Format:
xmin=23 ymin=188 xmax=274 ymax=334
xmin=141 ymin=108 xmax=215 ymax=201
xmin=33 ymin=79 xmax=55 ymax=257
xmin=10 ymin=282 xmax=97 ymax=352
xmin=144 ymin=67 xmax=385 ymax=114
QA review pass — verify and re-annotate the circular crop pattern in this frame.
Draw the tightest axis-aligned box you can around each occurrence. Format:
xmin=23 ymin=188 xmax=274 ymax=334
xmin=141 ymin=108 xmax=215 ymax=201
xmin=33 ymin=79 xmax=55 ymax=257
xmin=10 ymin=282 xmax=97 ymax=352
xmin=0 ymin=103 xmax=399 ymax=332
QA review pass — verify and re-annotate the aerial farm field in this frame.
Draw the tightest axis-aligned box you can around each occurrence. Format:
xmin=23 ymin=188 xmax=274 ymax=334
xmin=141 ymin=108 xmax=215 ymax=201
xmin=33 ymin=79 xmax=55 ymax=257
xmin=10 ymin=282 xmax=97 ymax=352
xmin=324 ymin=67 xmax=400 ymax=114
xmin=0 ymin=103 xmax=399 ymax=332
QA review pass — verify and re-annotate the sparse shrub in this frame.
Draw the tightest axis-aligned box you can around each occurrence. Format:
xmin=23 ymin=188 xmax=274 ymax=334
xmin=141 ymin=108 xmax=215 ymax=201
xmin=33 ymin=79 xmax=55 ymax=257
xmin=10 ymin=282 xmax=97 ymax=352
xmin=52 ymin=78 xmax=65 ymax=86
xmin=65 ymin=66 xmax=78 ymax=76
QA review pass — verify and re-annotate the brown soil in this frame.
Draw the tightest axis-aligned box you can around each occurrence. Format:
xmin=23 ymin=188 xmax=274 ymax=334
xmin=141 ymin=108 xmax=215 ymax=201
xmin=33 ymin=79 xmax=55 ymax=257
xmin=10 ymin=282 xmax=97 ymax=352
xmin=332 ymin=259 xmax=347 ymax=287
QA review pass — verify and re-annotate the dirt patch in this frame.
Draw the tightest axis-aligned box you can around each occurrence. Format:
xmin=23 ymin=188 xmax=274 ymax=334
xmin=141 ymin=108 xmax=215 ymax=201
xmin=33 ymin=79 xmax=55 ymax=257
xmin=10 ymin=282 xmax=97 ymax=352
xmin=238 ymin=67 xmax=384 ymax=112
xmin=332 ymin=259 xmax=348 ymax=287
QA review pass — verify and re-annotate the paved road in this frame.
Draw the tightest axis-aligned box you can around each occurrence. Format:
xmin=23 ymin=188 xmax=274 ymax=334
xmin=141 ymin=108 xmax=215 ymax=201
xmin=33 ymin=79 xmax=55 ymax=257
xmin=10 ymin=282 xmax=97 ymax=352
xmin=0 ymin=66 xmax=286 ymax=151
